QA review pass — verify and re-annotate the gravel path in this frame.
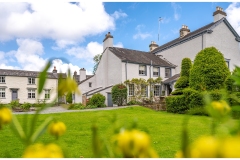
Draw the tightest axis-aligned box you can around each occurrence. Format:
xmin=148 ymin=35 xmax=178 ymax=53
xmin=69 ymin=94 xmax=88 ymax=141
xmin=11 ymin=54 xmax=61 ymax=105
xmin=13 ymin=105 xmax=134 ymax=115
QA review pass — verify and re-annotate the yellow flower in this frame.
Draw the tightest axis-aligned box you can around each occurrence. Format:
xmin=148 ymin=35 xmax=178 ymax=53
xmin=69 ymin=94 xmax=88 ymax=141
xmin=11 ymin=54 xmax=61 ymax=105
xmin=48 ymin=121 xmax=66 ymax=138
xmin=189 ymin=136 xmax=219 ymax=158
xmin=58 ymin=77 xmax=80 ymax=96
xmin=211 ymin=100 xmax=231 ymax=116
xmin=115 ymin=129 xmax=156 ymax=158
xmin=0 ymin=107 xmax=12 ymax=127
xmin=220 ymin=136 xmax=240 ymax=158
xmin=175 ymin=150 xmax=183 ymax=158
xmin=23 ymin=143 xmax=64 ymax=158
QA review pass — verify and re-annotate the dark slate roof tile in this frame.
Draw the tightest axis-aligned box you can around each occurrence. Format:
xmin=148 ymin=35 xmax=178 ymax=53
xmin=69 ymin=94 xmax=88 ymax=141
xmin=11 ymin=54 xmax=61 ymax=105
xmin=109 ymin=47 xmax=176 ymax=67
xmin=163 ymin=74 xmax=180 ymax=84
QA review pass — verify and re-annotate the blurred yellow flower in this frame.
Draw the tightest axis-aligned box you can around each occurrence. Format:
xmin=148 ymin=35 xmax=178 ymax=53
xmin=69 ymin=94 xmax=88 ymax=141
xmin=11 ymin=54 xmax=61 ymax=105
xmin=0 ymin=107 xmax=12 ymax=127
xmin=220 ymin=136 xmax=240 ymax=158
xmin=189 ymin=136 xmax=219 ymax=158
xmin=115 ymin=129 xmax=157 ymax=158
xmin=48 ymin=121 xmax=66 ymax=138
xmin=211 ymin=100 xmax=231 ymax=116
xmin=58 ymin=77 xmax=80 ymax=96
xmin=23 ymin=143 xmax=64 ymax=158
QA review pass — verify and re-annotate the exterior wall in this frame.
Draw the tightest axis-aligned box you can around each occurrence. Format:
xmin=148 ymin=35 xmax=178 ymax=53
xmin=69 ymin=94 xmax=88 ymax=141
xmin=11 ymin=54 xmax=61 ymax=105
xmin=0 ymin=76 xmax=57 ymax=104
xmin=205 ymin=22 xmax=240 ymax=72
xmin=156 ymin=35 xmax=204 ymax=74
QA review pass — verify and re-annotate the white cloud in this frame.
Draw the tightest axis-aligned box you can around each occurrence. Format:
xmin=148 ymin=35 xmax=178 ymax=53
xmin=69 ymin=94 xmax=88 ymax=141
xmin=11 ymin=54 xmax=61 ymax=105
xmin=133 ymin=25 xmax=151 ymax=40
xmin=111 ymin=10 xmax=127 ymax=19
xmin=226 ymin=2 xmax=240 ymax=35
xmin=66 ymin=42 xmax=103 ymax=61
xmin=171 ymin=3 xmax=181 ymax=21
xmin=114 ymin=42 xmax=123 ymax=48
xmin=51 ymin=59 xmax=92 ymax=76
xmin=0 ymin=2 xmax=115 ymax=48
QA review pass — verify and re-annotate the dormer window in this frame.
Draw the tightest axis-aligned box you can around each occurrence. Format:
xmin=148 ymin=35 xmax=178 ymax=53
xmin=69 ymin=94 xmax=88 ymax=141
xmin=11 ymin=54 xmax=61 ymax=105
xmin=139 ymin=65 xmax=147 ymax=76
xmin=0 ymin=76 xmax=5 ymax=83
xmin=28 ymin=78 xmax=35 ymax=84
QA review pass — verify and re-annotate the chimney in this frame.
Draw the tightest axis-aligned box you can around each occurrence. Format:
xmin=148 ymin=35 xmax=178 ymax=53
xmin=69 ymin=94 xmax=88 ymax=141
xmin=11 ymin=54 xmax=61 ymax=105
xmin=52 ymin=66 xmax=57 ymax=73
xmin=103 ymin=32 xmax=113 ymax=51
xmin=74 ymin=71 xmax=77 ymax=76
xmin=213 ymin=6 xmax=227 ymax=22
xmin=79 ymin=68 xmax=86 ymax=82
xmin=180 ymin=25 xmax=190 ymax=38
xmin=149 ymin=41 xmax=159 ymax=52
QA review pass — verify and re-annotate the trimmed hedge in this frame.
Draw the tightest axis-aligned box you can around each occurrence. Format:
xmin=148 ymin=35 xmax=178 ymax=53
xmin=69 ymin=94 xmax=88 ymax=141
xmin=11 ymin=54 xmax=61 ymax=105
xmin=183 ymin=88 xmax=204 ymax=108
xmin=189 ymin=47 xmax=230 ymax=91
xmin=171 ymin=89 xmax=183 ymax=95
xmin=88 ymin=93 xmax=106 ymax=108
xmin=180 ymin=58 xmax=192 ymax=77
xmin=166 ymin=95 xmax=188 ymax=113
xmin=174 ymin=76 xmax=189 ymax=89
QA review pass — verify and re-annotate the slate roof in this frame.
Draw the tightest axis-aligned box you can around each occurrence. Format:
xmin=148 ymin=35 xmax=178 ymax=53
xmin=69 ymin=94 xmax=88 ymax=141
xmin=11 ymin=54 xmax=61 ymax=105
xmin=78 ymin=75 xmax=94 ymax=85
xmin=0 ymin=69 xmax=66 ymax=79
xmin=151 ymin=18 xmax=240 ymax=54
xmin=163 ymin=74 xmax=180 ymax=84
xmin=109 ymin=47 xmax=176 ymax=68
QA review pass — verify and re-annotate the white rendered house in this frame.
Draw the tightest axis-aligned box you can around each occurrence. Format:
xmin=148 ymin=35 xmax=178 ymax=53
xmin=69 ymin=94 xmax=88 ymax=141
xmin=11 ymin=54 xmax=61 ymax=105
xmin=75 ymin=32 xmax=177 ymax=106
xmin=150 ymin=6 xmax=240 ymax=87
xmin=0 ymin=67 xmax=65 ymax=104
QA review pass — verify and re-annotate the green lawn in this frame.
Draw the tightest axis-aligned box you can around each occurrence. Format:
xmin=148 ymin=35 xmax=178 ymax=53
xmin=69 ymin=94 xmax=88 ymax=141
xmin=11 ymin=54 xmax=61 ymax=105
xmin=0 ymin=106 xmax=213 ymax=158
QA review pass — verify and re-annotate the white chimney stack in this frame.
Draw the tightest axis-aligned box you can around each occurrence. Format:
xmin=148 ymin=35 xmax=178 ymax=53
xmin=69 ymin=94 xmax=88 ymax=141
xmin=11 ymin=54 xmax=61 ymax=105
xmin=213 ymin=6 xmax=227 ymax=22
xmin=103 ymin=32 xmax=113 ymax=51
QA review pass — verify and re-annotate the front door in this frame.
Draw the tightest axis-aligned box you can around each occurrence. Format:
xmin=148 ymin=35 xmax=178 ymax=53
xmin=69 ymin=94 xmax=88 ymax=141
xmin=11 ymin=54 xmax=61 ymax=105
xmin=12 ymin=90 xmax=18 ymax=101
xmin=107 ymin=93 xmax=113 ymax=107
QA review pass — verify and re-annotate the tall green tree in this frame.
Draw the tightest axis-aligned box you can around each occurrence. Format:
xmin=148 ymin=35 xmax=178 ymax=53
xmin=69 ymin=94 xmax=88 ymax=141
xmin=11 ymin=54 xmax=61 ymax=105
xmin=189 ymin=47 xmax=230 ymax=91
xmin=93 ymin=54 xmax=102 ymax=74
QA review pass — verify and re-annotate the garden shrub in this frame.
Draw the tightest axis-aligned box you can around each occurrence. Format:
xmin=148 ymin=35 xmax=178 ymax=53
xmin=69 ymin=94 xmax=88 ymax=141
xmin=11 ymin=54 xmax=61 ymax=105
xmin=228 ymin=92 xmax=240 ymax=106
xmin=174 ymin=58 xmax=192 ymax=90
xmin=20 ymin=102 xmax=32 ymax=111
xmin=8 ymin=100 xmax=20 ymax=109
xmin=189 ymin=47 xmax=230 ymax=91
xmin=209 ymin=90 xmax=223 ymax=101
xmin=88 ymin=93 xmax=106 ymax=108
xmin=166 ymin=95 xmax=187 ymax=113
xmin=127 ymin=100 xmax=141 ymax=105
xmin=68 ymin=103 xmax=85 ymax=110
xmin=66 ymin=92 xmax=73 ymax=104
xmin=112 ymin=84 xmax=127 ymax=106
xmin=171 ymin=89 xmax=183 ymax=95
xmin=186 ymin=107 xmax=208 ymax=116
xmin=183 ymin=88 xmax=204 ymax=109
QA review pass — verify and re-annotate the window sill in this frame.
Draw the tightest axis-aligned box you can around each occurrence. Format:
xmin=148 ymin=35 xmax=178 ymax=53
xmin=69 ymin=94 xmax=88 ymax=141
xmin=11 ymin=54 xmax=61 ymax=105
xmin=27 ymin=84 xmax=36 ymax=85
xmin=0 ymin=83 xmax=6 ymax=84
xmin=0 ymin=98 xmax=6 ymax=99
xmin=139 ymin=74 xmax=147 ymax=76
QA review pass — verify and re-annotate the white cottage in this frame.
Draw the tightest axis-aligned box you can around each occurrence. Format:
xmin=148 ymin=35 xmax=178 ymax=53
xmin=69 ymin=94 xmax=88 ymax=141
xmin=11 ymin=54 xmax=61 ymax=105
xmin=150 ymin=6 xmax=240 ymax=89
xmin=75 ymin=32 xmax=177 ymax=106
xmin=0 ymin=67 xmax=66 ymax=104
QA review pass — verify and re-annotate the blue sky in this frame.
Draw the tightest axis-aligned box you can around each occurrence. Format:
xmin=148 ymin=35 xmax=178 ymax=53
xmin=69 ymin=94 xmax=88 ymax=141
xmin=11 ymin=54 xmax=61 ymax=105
xmin=0 ymin=2 xmax=240 ymax=75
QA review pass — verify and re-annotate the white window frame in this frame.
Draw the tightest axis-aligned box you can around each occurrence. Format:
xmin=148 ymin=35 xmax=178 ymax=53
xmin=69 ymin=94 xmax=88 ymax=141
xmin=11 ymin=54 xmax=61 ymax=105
xmin=0 ymin=76 xmax=5 ymax=83
xmin=28 ymin=78 xmax=35 ymax=84
xmin=28 ymin=89 xmax=36 ymax=99
xmin=0 ymin=88 xmax=5 ymax=98
xmin=139 ymin=65 xmax=147 ymax=76
xmin=154 ymin=85 xmax=160 ymax=96
xmin=44 ymin=89 xmax=50 ymax=99
xmin=165 ymin=68 xmax=171 ymax=78
xmin=141 ymin=84 xmax=148 ymax=97
xmin=129 ymin=84 xmax=134 ymax=96
xmin=153 ymin=67 xmax=160 ymax=77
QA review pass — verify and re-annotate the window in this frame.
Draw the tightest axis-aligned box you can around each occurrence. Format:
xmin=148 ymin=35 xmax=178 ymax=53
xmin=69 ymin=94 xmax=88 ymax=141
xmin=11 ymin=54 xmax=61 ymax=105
xmin=165 ymin=68 xmax=171 ymax=78
xmin=139 ymin=65 xmax=147 ymax=76
xmin=89 ymin=82 xmax=92 ymax=87
xmin=0 ymin=76 xmax=5 ymax=83
xmin=45 ymin=90 xmax=50 ymax=99
xmin=0 ymin=88 xmax=5 ymax=98
xmin=141 ymin=84 xmax=148 ymax=97
xmin=129 ymin=84 xmax=134 ymax=96
xmin=153 ymin=67 xmax=159 ymax=77
xmin=28 ymin=78 xmax=35 ymax=84
xmin=225 ymin=61 xmax=229 ymax=68
xmin=154 ymin=85 xmax=160 ymax=96
xmin=28 ymin=89 xmax=35 ymax=98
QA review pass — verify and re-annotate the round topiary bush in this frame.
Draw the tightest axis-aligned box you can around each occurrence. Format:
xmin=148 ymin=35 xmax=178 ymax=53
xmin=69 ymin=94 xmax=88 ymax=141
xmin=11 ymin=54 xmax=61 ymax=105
xmin=189 ymin=47 xmax=230 ymax=91
xmin=88 ymin=93 xmax=106 ymax=108
xmin=112 ymin=84 xmax=127 ymax=106
xmin=174 ymin=58 xmax=192 ymax=90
